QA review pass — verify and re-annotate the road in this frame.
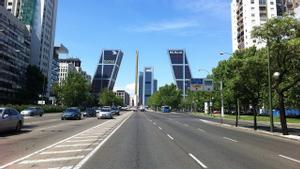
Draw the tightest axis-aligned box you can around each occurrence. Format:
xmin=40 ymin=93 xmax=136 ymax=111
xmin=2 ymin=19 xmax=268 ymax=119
xmin=1 ymin=111 xmax=300 ymax=169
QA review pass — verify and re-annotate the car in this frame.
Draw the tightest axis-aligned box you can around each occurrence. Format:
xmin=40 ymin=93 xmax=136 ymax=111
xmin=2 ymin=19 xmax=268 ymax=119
xmin=111 ymin=107 xmax=120 ymax=116
xmin=21 ymin=107 xmax=44 ymax=117
xmin=61 ymin=108 xmax=82 ymax=120
xmin=161 ymin=106 xmax=170 ymax=113
xmin=96 ymin=107 xmax=113 ymax=119
xmin=83 ymin=107 xmax=96 ymax=117
xmin=0 ymin=107 xmax=24 ymax=132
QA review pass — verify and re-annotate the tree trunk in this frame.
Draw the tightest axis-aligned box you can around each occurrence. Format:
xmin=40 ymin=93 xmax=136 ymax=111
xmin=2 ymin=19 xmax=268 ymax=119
xmin=278 ymin=92 xmax=288 ymax=135
xmin=253 ymin=106 xmax=257 ymax=130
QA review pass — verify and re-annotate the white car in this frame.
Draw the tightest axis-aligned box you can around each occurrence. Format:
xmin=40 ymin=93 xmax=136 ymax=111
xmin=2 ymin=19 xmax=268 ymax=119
xmin=96 ymin=108 xmax=113 ymax=119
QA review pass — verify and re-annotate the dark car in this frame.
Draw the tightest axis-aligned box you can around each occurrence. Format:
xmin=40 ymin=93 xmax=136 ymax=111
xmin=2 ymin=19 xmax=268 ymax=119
xmin=83 ymin=107 xmax=96 ymax=117
xmin=61 ymin=108 xmax=82 ymax=120
xmin=21 ymin=107 xmax=44 ymax=117
xmin=0 ymin=107 xmax=24 ymax=132
xmin=111 ymin=107 xmax=120 ymax=116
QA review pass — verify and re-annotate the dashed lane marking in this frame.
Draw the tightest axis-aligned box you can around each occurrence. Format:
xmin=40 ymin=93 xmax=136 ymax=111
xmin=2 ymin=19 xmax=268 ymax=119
xmin=167 ymin=134 xmax=174 ymax=140
xmin=223 ymin=137 xmax=238 ymax=143
xmin=279 ymin=154 xmax=300 ymax=164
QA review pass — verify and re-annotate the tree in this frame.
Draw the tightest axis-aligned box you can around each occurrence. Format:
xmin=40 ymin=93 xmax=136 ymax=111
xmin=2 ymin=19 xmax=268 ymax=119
xmin=98 ymin=89 xmax=123 ymax=107
xmin=20 ymin=65 xmax=47 ymax=104
xmin=148 ymin=84 xmax=182 ymax=110
xmin=252 ymin=15 xmax=300 ymax=135
xmin=54 ymin=72 xmax=90 ymax=107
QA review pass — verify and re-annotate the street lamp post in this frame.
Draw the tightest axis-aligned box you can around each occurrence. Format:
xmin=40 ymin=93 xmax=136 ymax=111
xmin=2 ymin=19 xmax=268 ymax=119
xmin=267 ymin=44 xmax=274 ymax=132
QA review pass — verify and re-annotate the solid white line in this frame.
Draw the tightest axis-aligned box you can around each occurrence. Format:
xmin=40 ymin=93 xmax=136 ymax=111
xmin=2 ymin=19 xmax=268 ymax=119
xmin=66 ymin=139 xmax=102 ymax=143
xmin=60 ymin=166 xmax=73 ymax=169
xmin=279 ymin=155 xmax=300 ymax=164
xmin=41 ymin=149 xmax=93 ymax=155
xmin=188 ymin=153 xmax=208 ymax=168
xmin=158 ymin=127 xmax=162 ymax=130
xmin=55 ymin=143 xmax=98 ymax=148
xmin=223 ymin=137 xmax=238 ymax=143
xmin=72 ymin=112 xmax=133 ymax=169
xmin=0 ymin=120 xmax=112 ymax=169
xmin=167 ymin=134 xmax=174 ymax=140
xmin=19 ymin=156 xmax=84 ymax=164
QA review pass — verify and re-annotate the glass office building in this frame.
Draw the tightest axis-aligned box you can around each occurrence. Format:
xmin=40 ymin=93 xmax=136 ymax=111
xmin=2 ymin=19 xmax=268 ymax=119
xmin=168 ymin=49 xmax=192 ymax=97
xmin=143 ymin=67 xmax=154 ymax=106
xmin=92 ymin=50 xmax=123 ymax=95
xmin=138 ymin=72 xmax=143 ymax=105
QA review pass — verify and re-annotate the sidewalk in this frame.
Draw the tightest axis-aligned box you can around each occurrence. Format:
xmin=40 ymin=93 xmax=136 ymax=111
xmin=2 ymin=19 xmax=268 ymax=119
xmin=187 ymin=112 xmax=300 ymax=142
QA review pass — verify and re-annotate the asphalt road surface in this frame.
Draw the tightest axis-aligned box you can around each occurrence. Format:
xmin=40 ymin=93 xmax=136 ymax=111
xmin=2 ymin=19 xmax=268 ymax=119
xmin=1 ymin=111 xmax=300 ymax=169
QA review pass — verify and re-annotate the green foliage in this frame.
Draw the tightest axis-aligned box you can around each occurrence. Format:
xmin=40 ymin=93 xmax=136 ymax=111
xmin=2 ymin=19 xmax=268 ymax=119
xmin=53 ymin=72 xmax=90 ymax=107
xmin=19 ymin=65 xmax=47 ymax=104
xmin=148 ymin=84 xmax=182 ymax=109
xmin=1 ymin=104 xmax=66 ymax=113
xmin=98 ymin=89 xmax=123 ymax=107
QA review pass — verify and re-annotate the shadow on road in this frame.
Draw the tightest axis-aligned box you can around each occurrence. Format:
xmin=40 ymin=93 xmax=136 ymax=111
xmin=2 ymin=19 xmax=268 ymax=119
xmin=0 ymin=130 xmax=31 ymax=137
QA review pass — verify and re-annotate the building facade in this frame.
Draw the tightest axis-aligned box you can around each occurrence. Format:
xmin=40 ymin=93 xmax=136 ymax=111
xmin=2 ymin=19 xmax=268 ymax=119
xmin=3 ymin=0 xmax=58 ymax=97
xmin=58 ymin=62 xmax=76 ymax=84
xmin=143 ymin=67 xmax=155 ymax=106
xmin=92 ymin=49 xmax=123 ymax=95
xmin=59 ymin=58 xmax=81 ymax=72
xmin=138 ymin=72 xmax=143 ymax=106
xmin=115 ymin=90 xmax=130 ymax=106
xmin=0 ymin=6 xmax=30 ymax=103
xmin=231 ymin=0 xmax=279 ymax=51
xmin=168 ymin=49 xmax=192 ymax=97
xmin=153 ymin=79 xmax=158 ymax=93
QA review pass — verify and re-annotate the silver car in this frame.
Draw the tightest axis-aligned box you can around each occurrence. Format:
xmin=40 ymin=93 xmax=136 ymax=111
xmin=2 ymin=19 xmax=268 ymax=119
xmin=0 ymin=107 xmax=24 ymax=132
xmin=21 ymin=107 xmax=44 ymax=116
xmin=96 ymin=107 xmax=113 ymax=119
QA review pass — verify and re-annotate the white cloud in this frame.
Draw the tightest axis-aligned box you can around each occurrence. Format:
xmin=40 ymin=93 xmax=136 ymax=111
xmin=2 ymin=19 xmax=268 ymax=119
xmin=126 ymin=19 xmax=199 ymax=32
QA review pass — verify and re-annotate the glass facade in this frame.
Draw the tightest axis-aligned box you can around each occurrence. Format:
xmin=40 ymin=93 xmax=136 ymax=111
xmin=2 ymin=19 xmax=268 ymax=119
xmin=92 ymin=50 xmax=123 ymax=95
xmin=168 ymin=50 xmax=192 ymax=97
xmin=138 ymin=72 xmax=143 ymax=105
xmin=19 ymin=0 xmax=37 ymax=25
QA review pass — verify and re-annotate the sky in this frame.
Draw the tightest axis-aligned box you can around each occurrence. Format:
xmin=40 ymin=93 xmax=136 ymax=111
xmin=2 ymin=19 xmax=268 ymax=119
xmin=55 ymin=0 xmax=232 ymax=95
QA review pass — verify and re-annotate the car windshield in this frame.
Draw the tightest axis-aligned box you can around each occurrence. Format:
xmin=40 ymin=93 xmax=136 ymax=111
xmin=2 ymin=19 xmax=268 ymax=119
xmin=101 ymin=109 xmax=110 ymax=112
xmin=25 ymin=108 xmax=35 ymax=110
xmin=65 ymin=109 xmax=77 ymax=113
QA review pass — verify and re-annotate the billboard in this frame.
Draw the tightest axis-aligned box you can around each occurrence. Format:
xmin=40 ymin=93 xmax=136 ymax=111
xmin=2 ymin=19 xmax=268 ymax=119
xmin=190 ymin=78 xmax=213 ymax=92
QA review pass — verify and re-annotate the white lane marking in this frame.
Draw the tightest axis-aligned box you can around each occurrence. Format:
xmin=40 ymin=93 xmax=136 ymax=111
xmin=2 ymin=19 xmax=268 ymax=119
xmin=197 ymin=128 xmax=206 ymax=132
xmin=66 ymin=139 xmax=102 ymax=143
xmin=0 ymin=120 xmax=112 ymax=169
xmin=199 ymin=119 xmax=216 ymax=125
xmin=19 ymin=156 xmax=85 ymax=164
xmin=73 ymin=136 xmax=99 ymax=139
xmin=184 ymin=123 xmax=189 ymax=127
xmin=72 ymin=112 xmax=133 ymax=169
xmin=41 ymin=149 xmax=93 ymax=155
xmin=153 ymin=122 xmax=157 ymax=126
xmin=158 ymin=126 xmax=162 ymax=130
xmin=55 ymin=143 xmax=98 ymax=148
xmin=279 ymin=155 xmax=300 ymax=164
xmin=188 ymin=153 xmax=208 ymax=168
xmin=167 ymin=134 xmax=174 ymax=140
xmin=223 ymin=137 xmax=238 ymax=143
xmin=60 ymin=166 xmax=74 ymax=169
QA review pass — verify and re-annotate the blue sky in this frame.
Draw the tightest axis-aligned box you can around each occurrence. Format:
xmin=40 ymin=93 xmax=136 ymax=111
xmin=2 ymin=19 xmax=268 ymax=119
xmin=55 ymin=0 xmax=232 ymax=95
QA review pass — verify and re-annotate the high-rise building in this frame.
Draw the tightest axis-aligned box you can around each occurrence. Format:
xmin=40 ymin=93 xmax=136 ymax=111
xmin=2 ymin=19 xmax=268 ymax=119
xmin=231 ymin=0 xmax=279 ymax=51
xmin=138 ymin=72 xmax=143 ymax=106
xmin=153 ymin=79 xmax=158 ymax=93
xmin=283 ymin=0 xmax=300 ymax=14
xmin=143 ymin=67 xmax=155 ymax=106
xmin=3 ymin=0 xmax=58 ymax=97
xmin=0 ymin=6 xmax=31 ymax=103
xmin=92 ymin=49 xmax=123 ymax=95
xmin=58 ymin=62 xmax=76 ymax=84
xmin=59 ymin=58 xmax=81 ymax=72
xmin=115 ymin=90 xmax=130 ymax=106
xmin=168 ymin=49 xmax=192 ymax=97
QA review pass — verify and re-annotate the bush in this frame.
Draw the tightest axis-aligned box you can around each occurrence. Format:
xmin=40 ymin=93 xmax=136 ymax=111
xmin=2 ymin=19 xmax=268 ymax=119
xmin=1 ymin=104 xmax=66 ymax=113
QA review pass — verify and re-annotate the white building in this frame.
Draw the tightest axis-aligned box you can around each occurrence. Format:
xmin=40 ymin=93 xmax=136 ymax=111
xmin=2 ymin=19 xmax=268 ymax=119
xmin=3 ymin=0 xmax=58 ymax=97
xmin=231 ymin=0 xmax=279 ymax=51
xmin=58 ymin=63 xmax=76 ymax=85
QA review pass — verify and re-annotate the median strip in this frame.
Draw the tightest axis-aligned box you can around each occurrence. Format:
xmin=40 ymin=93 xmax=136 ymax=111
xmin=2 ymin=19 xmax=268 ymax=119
xmin=19 ymin=156 xmax=85 ymax=164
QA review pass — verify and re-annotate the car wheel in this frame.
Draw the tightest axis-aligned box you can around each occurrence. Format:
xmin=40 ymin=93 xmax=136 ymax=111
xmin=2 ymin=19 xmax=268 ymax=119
xmin=40 ymin=113 xmax=43 ymax=117
xmin=15 ymin=121 xmax=22 ymax=132
xmin=61 ymin=117 xmax=64 ymax=120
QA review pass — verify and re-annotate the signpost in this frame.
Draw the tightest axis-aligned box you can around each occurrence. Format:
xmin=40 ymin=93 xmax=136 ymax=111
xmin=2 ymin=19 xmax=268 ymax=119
xmin=190 ymin=78 xmax=214 ymax=92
